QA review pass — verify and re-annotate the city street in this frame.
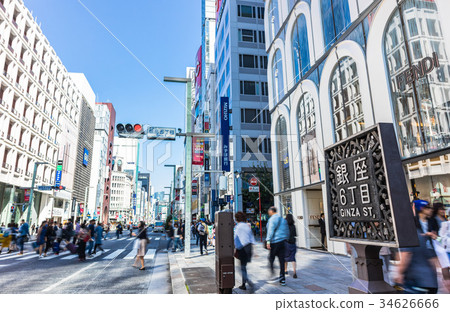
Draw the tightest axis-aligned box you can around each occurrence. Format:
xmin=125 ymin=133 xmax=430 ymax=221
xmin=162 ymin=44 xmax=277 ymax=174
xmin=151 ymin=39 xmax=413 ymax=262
xmin=0 ymin=230 xmax=171 ymax=294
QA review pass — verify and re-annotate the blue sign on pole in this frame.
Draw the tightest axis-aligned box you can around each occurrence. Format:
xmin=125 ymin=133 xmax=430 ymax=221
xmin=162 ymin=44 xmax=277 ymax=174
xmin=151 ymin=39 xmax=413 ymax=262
xmin=83 ymin=148 xmax=89 ymax=166
xmin=220 ymin=97 xmax=230 ymax=172
xmin=55 ymin=170 xmax=62 ymax=187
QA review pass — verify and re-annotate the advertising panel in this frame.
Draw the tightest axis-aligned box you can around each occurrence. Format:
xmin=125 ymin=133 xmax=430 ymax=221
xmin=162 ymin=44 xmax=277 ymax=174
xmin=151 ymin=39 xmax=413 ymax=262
xmin=195 ymin=46 xmax=202 ymax=101
xmin=192 ymin=137 xmax=205 ymax=166
xmin=220 ymin=97 xmax=230 ymax=172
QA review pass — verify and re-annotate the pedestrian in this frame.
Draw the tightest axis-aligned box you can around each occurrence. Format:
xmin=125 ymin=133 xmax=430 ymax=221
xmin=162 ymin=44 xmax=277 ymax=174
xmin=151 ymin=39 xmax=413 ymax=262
xmin=284 ymin=213 xmax=297 ymax=279
xmin=439 ymin=214 xmax=450 ymax=291
xmin=36 ymin=221 xmax=48 ymax=258
xmin=87 ymin=219 xmax=96 ymax=256
xmin=77 ymin=224 xmax=90 ymax=261
xmin=207 ymin=223 xmax=214 ymax=246
xmin=129 ymin=223 xmax=133 ymax=237
xmin=116 ymin=222 xmax=122 ymax=239
xmin=180 ymin=222 xmax=185 ymax=248
xmin=132 ymin=221 xmax=148 ymax=270
xmin=166 ymin=221 xmax=174 ymax=251
xmin=394 ymin=201 xmax=438 ymax=293
xmin=17 ymin=219 xmax=29 ymax=255
xmin=31 ymin=223 xmax=35 ymax=236
xmin=433 ymin=202 xmax=448 ymax=230
xmin=65 ymin=219 xmax=74 ymax=242
xmin=173 ymin=223 xmax=183 ymax=252
xmin=93 ymin=222 xmax=105 ymax=254
xmin=198 ymin=218 xmax=208 ymax=255
xmin=55 ymin=223 xmax=63 ymax=243
xmin=8 ymin=223 xmax=18 ymax=253
xmin=44 ymin=220 xmax=56 ymax=257
xmin=73 ymin=219 xmax=80 ymax=244
xmin=0 ymin=224 xmax=12 ymax=254
xmin=318 ymin=213 xmax=326 ymax=251
xmin=234 ymin=212 xmax=255 ymax=292
xmin=104 ymin=223 xmax=110 ymax=240
xmin=191 ymin=222 xmax=198 ymax=245
xmin=265 ymin=207 xmax=289 ymax=286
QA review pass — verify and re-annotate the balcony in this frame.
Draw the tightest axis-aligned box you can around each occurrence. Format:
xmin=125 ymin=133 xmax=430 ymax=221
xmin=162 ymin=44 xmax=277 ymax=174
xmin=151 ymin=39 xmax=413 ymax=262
xmin=15 ymin=82 xmax=20 ymax=89
xmin=11 ymin=107 xmax=18 ymax=115
xmin=20 ymin=59 xmax=24 ymax=66
xmin=32 ymin=124 xmax=38 ymax=131
xmin=43 ymin=178 xmax=48 ymax=183
xmin=24 ymin=35 xmax=28 ymax=42
xmin=19 ymin=141 xmax=26 ymax=149
xmin=2 ymin=162 xmax=11 ymax=170
xmin=29 ymin=146 xmax=36 ymax=154
xmin=38 ymin=152 xmax=44 ymax=158
xmin=22 ymin=115 xmax=29 ymax=124
xmin=7 ymin=135 xmax=16 ymax=144
xmin=25 ymin=171 xmax=32 ymax=177
xmin=33 ymin=48 xmax=38 ymax=55
xmin=0 ymin=3 xmax=5 ymax=12
xmin=40 ymin=130 xmax=47 ymax=137
xmin=8 ymin=45 xmax=14 ymax=54
xmin=15 ymin=168 xmax=23 ymax=174
xmin=12 ymin=20 xmax=18 ymax=29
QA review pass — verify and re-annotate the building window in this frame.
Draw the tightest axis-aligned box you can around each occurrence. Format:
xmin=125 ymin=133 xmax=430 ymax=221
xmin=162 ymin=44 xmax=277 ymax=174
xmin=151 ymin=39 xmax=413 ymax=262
xmin=261 ymin=82 xmax=269 ymax=96
xmin=321 ymin=0 xmax=351 ymax=51
xmin=240 ymin=81 xmax=260 ymax=95
xmin=276 ymin=116 xmax=290 ymax=191
xmin=268 ymin=0 xmax=280 ymax=42
xmin=259 ymin=31 xmax=266 ymax=44
xmin=238 ymin=5 xmax=255 ymax=18
xmin=292 ymin=14 xmax=311 ymax=83
xmin=239 ymin=54 xmax=258 ymax=68
xmin=241 ymin=108 xmax=260 ymax=123
xmin=297 ymin=93 xmax=320 ymax=185
xmin=384 ymin=0 xmax=450 ymax=158
xmin=330 ymin=56 xmax=363 ymax=142
xmin=238 ymin=29 xmax=257 ymax=42
xmin=272 ymin=49 xmax=285 ymax=102
xmin=257 ymin=7 xmax=265 ymax=20
xmin=260 ymin=56 xmax=268 ymax=69
xmin=242 ymin=137 xmax=271 ymax=154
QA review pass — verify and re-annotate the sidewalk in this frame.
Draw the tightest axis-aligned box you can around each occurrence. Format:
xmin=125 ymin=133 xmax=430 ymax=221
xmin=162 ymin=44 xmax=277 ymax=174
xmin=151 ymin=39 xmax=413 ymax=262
xmin=168 ymin=240 xmax=353 ymax=294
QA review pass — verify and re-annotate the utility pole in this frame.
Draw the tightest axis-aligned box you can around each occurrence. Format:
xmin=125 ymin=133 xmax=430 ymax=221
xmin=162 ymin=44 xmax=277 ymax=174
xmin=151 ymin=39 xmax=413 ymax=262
xmin=26 ymin=161 xmax=48 ymax=224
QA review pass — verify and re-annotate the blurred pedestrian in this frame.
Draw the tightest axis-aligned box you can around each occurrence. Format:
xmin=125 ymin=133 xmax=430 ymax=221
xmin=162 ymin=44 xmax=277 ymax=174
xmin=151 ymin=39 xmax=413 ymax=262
xmin=198 ymin=218 xmax=208 ymax=255
xmin=87 ymin=219 xmax=96 ymax=257
xmin=234 ymin=212 xmax=255 ymax=292
xmin=77 ymin=224 xmax=90 ymax=261
xmin=439 ymin=214 xmax=450 ymax=291
xmin=265 ymin=207 xmax=289 ymax=286
xmin=166 ymin=221 xmax=174 ymax=251
xmin=17 ymin=219 xmax=29 ymax=255
xmin=93 ymin=222 xmax=105 ymax=254
xmin=44 ymin=221 xmax=56 ymax=257
xmin=36 ymin=221 xmax=48 ymax=258
xmin=116 ymin=222 xmax=123 ymax=239
xmin=284 ymin=214 xmax=297 ymax=278
xmin=394 ymin=201 xmax=438 ymax=293
xmin=8 ymin=223 xmax=18 ymax=253
xmin=191 ymin=222 xmax=198 ymax=246
xmin=132 ymin=221 xmax=148 ymax=270
xmin=0 ymin=224 xmax=12 ymax=254
xmin=173 ymin=223 xmax=183 ymax=252
xmin=73 ymin=219 xmax=80 ymax=244
xmin=318 ymin=213 xmax=326 ymax=251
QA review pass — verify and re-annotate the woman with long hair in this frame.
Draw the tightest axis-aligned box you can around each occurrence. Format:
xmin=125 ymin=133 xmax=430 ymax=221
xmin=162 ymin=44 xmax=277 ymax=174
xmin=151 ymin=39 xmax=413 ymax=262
xmin=284 ymin=214 xmax=297 ymax=278
xmin=132 ymin=221 xmax=148 ymax=270
xmin=36 ymin=221 xmax=48 ymax=258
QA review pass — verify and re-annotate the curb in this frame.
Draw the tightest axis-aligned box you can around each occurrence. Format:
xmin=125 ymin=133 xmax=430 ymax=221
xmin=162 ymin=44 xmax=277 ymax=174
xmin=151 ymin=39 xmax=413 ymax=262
xmin=168 ymin=250 xmax=189 ymax=294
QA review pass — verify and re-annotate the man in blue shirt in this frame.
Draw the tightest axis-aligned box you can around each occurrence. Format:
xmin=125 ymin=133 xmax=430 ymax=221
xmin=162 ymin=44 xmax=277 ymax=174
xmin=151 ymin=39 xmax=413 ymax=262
xmin=17 ymin=219 xmax=29 ymax=255
xmin=265 ymin=207 xmax=289 ymax=286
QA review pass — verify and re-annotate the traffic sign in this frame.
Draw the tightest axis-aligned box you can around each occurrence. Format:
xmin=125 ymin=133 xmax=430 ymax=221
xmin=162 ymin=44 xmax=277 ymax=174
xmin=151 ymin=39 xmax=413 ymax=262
xmin=249 ymin=186 xmax=259 ymax=193
xmin=147 ymin=127 xmax=176 ymax=141
xmin=249 ymin=177 xmax=258 ymax=186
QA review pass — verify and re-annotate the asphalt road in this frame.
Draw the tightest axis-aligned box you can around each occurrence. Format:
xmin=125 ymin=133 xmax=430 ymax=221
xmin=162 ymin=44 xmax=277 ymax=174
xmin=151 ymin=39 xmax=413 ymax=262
xmin=0 ymin=229 xmax=172 ymax=294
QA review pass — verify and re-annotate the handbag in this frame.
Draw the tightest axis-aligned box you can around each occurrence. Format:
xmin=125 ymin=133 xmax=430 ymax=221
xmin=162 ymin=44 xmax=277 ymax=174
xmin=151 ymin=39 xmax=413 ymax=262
xmin=234 ymin=249 xmax=240 ymax=259
xmin=264 ymin=217 xmax=282 ymax=249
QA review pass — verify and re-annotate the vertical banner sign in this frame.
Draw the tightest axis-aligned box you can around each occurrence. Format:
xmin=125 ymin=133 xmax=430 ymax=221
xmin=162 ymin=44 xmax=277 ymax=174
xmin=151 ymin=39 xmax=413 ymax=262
xmin=55 ymin=160 xmax=63 ymax=187
xmin=221 ymin=97 xmax=230 ymax=172
xmin=192 ymin=137 xmax=205 ymax=165
xmin=195 ymin=46 xmax=202 ymax=102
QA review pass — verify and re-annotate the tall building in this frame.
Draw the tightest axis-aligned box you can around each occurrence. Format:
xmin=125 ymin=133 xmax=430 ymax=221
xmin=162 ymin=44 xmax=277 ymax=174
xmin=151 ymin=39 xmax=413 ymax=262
xmin=0 ymin=0 xmax=89 ymax=225
xmin=87 ymin=102 xmax=115 ymax=222
xmin=265 ymin=0 xmax=450 ymax=254
xmin=212 ymin=0 xmax=272 ymax=216
xmin=110 ymin=163 xmax=133 ymax=225
xmin=69 ymin=73 xmax=95 ymax=221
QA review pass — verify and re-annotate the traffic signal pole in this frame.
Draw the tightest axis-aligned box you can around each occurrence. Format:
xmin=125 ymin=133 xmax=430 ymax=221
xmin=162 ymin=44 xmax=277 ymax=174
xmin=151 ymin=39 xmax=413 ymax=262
xmin=26 ymin=161 xmax=47 ymax=224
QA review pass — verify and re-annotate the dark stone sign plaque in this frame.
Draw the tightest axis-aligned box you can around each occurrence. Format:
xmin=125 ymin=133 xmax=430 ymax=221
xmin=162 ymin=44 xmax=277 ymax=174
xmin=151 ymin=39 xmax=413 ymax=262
xmin=325 ymin=123 xmax=418 ymax=248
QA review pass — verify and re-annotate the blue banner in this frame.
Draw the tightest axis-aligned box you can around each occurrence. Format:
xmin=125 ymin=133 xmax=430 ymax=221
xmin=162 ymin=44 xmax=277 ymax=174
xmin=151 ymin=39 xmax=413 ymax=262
xmin=221 ymin=97 xmax=230 ymax=172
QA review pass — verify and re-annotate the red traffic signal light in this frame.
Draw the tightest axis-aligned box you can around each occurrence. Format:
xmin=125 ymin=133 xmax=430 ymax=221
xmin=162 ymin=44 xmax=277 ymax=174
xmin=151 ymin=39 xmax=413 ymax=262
xmin=116 ymin=123 xmax=145 ymax=138
xmin=134 ymin=124 xmax=143 ymax=133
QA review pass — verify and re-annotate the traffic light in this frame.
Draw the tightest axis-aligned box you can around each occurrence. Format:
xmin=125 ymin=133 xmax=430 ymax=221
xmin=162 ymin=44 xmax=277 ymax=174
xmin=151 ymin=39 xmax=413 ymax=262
xmin=116 ymin=123 xmax=145 ymax=138
xmin=10 ymin=206 xmax=14 ymax=213
xmin=52 ymin=185 xmax=66 ymax=190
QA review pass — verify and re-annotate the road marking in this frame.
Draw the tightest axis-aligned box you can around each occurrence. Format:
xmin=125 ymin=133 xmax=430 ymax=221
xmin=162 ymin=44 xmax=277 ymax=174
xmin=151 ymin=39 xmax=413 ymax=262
xmin=123 ymin=249 xmax=137 ymax=259
xmin=87 ymin=249 xmax=110 ymax=259
xmin=17 ymin=254 xmax=39 ymax=260
xmin=61 ymin=254 xmax=78 ymax=260
xmin=40 ymin=251 xmax=70 ymax=260
xmin=126 ymin=238 xmax=134 ymax=241
xmin=42 ymin=262 xmax=97 ymax=292
xmin=103 ymin=249 xmax=125 ymax=260
xmin=155 ymin=237 xmax=160 ymax=241
xmin=0 ymin=252 xmax=32 ymax=261
xmin=117 ymin=237 xmax=127 ymax=241
xmin=144 ymin=249 xmax=156 ymax=260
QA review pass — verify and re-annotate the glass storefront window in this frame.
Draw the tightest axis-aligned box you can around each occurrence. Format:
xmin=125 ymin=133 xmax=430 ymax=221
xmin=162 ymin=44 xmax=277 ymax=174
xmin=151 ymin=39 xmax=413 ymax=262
xmin=385 ymin=0 xmax=450 ymax=158
xmin=268 ymin=0 xmax=280 ymax=43
xmin=276 ymin=116 xmax=291 ymax=191
xmin=330 ymin=56 xmax=364 ymax=141
xmin=298 ymin=93 xmax=320 ymax=185
xmin=272 ymin=49 xmax=285 ymax=102
xmin=281 ymin=193 xmax=292 ymax=215
xmin=321 ymin=0 xmax=351 ymax=51
xmin=292 ymin=14 xmax=311 ymax=83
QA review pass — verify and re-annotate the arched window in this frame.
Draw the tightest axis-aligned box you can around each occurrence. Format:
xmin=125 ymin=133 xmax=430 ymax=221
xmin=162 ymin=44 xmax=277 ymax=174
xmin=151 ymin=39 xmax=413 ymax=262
xmin=292 ymin=14 xmax=310 ymax=83
xmin=330 ymin=56 xmax=363 ymax=141
xmin=321 ymin=0 xmax=351 ymax=51
xmin=384 ymin=0 xmax=450 ymax=158
xmin=298 ymin=92 xmax=320 ymax=185
xmin=272 ymin=49 xmax=285 ymax=103
xmin=268 ymin=0 xmax=280 ymax=43
xmin=276 ymin=116 xmax=291 ymax=191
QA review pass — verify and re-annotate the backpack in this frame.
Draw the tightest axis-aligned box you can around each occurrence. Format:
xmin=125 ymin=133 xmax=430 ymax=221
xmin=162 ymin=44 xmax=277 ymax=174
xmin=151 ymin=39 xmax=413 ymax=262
xmin=197 ymin=223 xmax=206 ymax=236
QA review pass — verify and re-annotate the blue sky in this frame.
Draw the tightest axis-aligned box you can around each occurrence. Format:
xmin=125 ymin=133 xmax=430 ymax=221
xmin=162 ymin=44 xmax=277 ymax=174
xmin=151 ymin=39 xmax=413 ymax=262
xmin=23 ymin=0 xmax=201 ymax=194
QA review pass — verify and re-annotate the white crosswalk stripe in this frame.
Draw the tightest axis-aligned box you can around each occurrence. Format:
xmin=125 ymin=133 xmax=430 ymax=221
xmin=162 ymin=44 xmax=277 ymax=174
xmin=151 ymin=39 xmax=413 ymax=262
xmin=87 ymin=249 xmax=110 ymax=259
xmin=61 ymin=254 xmax=78 ymax=260
xmin=144 ymin=249 xmax=156 ymax=260
xmin=40 ymin=251 xmax=70 ymax=260
xmin=117 ymin=237 xmax=127 ymax=241
xmin=155 ymin=237 xmax=160 ymax=241
xmin=123 ymin=249 xmax=137 ymax=259
xmin=126 ymin=238 xmax=134 ymax=241
xmin=18 ymin=254 xmax=39 ymax=260
xmin=103 ymin=249 xmax=125 ymax=260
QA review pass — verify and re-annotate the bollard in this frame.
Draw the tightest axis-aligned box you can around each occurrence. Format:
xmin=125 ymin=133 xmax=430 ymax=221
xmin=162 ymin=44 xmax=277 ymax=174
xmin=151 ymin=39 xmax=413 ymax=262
xmin=215 ymin=210 xmax=235 ymax=294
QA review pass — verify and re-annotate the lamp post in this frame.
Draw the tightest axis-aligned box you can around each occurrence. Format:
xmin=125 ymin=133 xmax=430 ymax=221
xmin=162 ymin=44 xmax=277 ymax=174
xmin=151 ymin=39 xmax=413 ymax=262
xmin=26 ymin=161 xmax=48 ymax=224
xmin=83 ymin=186 xmax=94 ymax=222
xmin=164 ymin=164 xmax=176 ymax=209
xmin=234 ymin=170 xmax=241 ymax=213
xmin=164 ymin=75 xmax=192 ymax=258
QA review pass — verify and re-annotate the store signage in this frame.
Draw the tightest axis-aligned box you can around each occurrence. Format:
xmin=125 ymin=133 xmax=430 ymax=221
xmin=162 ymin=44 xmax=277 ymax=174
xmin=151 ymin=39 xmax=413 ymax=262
xmin=195 ymin=46 xmax=202 ymax=100
xmin=79 ymin=203 xmax=84 ymax=215
xmin=37 ymin=185 xmax=53 ymax=191
xmin=324 ymin=123 xmax=418 ymax=247
xmin=24 ymin=189 xmax=30 ymax=202
xmin=221 ymin=97 xmax=230 ymax=172
xmin=396 ymin=52 xmax=440 ymax=88
xmin=249 ymin=186 xmax=259 ymax=193
xmin=55 ymin=160 xmax=63 ymax=187
xmin=192 ymin=137 xmax=205 ymax=166
xmin=83 ymin=148 xmax=89 ymax=166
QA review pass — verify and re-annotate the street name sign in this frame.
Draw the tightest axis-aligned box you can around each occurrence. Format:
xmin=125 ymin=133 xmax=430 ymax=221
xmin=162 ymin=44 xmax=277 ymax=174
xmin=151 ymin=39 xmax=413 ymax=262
xmin=147 ymin=127 xmax=176 ymax=140
xmin=249 ymin=186 xmax=259 ymax=193
xmin=37 ymin=186 xmax=53 ymax=191
xmin=325 ymin=123 xmax=418 ymax=248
